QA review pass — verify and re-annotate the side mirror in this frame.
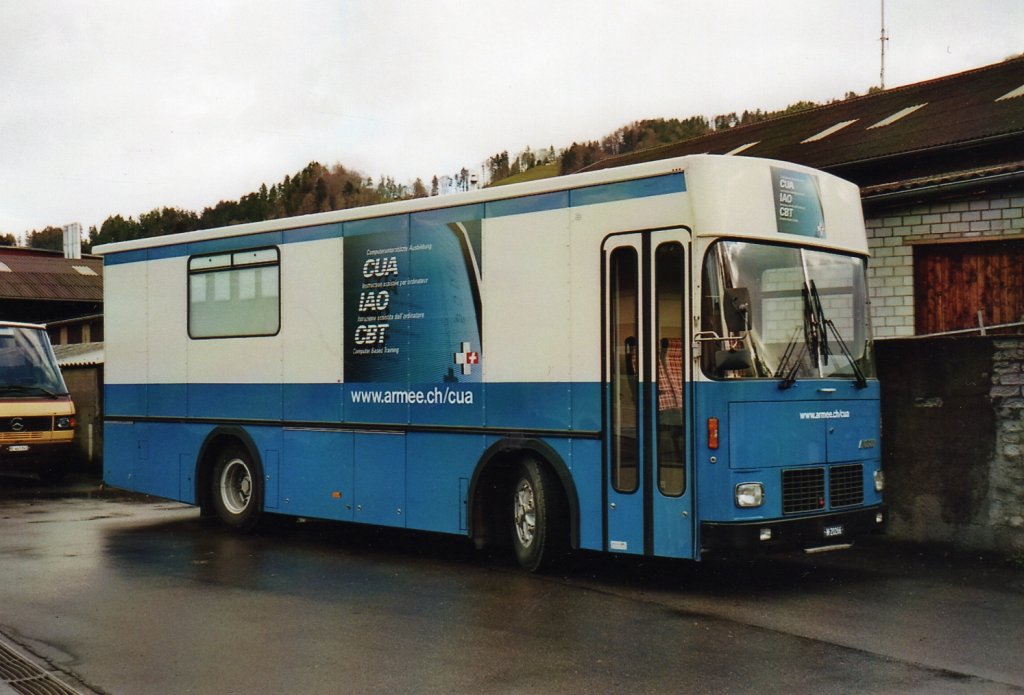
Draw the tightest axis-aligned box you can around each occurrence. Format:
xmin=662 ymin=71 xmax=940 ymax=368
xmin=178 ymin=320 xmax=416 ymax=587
xmin=723 ymin=287 xmax=751 ymax=334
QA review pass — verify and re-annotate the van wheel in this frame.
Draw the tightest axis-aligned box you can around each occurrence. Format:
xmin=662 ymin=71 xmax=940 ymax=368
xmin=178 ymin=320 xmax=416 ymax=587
xmin=211 ymin=445 xmax=262 ymax=532
xmin=510 ymin=458 xmax=566 ymax=572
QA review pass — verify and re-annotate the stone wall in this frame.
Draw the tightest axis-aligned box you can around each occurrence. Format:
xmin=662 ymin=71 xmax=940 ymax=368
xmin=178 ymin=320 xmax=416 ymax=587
xmin=990 ymin=338 xmax=1024 ymax=551
xmin=877 ymin=336 xmax=1024 ymax=555
xmin=864 ymin=188 xmax=1024 ymax=338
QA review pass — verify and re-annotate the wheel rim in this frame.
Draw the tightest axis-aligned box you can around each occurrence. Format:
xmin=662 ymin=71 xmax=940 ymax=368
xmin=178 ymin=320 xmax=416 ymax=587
xmin=513 ymin=477 xmax=536 ymax=548
xmin=219 ymin=458 xmax=253 ymax=515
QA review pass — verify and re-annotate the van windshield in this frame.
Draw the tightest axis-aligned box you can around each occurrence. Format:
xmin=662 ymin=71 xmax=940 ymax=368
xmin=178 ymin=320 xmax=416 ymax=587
xmin=0 ymin=326 xmax=69 ymax=397
xmin=700 ymin=240 xmax=874 ymax=382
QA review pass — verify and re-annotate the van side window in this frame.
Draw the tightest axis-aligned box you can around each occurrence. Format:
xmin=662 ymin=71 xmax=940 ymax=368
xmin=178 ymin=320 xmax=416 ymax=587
xmin=188 ymin=248 xmax=280 ymax=338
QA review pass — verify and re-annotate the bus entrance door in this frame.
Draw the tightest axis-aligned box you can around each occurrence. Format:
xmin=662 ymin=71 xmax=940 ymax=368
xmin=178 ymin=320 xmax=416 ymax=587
xmin=603 ymin=230 xmax=694 ymax=559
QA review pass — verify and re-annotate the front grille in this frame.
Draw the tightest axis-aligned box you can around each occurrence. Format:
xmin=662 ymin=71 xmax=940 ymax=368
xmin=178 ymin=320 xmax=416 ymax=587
xmin=830 ymin=464 xmax=864 ymax=508
xmin=0 ymin=416 xmax=52 ymax=433
xmin=0 ymin=432 xmax=46 ymax=443
xmin=782 ymin=467 xmax=825 ymax=514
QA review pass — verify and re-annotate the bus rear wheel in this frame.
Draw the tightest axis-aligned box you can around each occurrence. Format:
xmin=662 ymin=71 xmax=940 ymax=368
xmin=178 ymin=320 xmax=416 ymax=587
xmin=510 ymin=458 xmax=566 ymax=572
xmin=211 ymin=445 xmax=262 ymax=532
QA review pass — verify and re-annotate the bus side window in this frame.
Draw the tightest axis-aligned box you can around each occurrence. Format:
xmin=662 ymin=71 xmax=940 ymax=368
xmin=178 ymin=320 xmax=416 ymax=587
xmin=609 ymin=247 xmax=639 ymax=494
xmin=656 ymin=242 xmax=685 ymax=496
xmin=188 ymin=247 xmax=281 ymax=339
xmin=700 ymin=251 xmax=724 ymax=377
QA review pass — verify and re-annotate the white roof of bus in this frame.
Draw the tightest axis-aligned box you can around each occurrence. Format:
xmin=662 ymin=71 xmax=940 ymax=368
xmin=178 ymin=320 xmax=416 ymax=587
xmin=92 ymin=155 xmax=862 ymax=256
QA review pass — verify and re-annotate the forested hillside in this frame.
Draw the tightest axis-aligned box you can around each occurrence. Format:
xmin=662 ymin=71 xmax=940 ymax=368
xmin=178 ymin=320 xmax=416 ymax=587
xmin=23 ymin=95 xmax=848 ymax=252
xmin=83 ymin=162 xmax=430 ymax=251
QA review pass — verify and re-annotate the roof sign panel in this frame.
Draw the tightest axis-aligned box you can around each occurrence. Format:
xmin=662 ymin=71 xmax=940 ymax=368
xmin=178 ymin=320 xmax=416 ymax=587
xmin=867 ymin=103 xmax=927 ymax=129
xmin=772 ymin=167 xmax=826 ymax=238
xmin=724 ymin=141 xmax=760 ymax=155
xmin=801 ymin=119 xmax=858 ymax=143
xmin=996 ymin=84 xmax=1024 ymax=101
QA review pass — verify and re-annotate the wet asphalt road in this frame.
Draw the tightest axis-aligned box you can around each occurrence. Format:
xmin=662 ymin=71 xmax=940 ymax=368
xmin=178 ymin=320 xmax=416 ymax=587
xmin=1 ymin=474 xmax=1023 ymax=694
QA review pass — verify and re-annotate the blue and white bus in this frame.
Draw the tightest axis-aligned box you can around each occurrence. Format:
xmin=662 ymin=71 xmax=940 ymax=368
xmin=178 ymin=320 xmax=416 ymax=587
xmin=96 ymin=155 xmax=883 ymax=571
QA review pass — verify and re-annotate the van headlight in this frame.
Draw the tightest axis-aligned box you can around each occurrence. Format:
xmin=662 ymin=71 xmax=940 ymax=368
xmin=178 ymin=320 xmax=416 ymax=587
xmin=55 ymin=416 xmax=75 ymax=430
xmin=874 ymin=470 xmax=885 ymax=492
xmin=735 ymin=482 xmax=764 ymax=508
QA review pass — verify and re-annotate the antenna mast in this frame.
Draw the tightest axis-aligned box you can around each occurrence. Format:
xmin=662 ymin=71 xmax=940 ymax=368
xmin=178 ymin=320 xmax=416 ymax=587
xmin=880 ymin=0 xmax=889 ymax=90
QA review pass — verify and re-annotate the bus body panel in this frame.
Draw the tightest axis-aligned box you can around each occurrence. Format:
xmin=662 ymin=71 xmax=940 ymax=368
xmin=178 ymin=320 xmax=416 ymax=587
xmin=684 ymin=156 xmax=867 ymax=253
xmin=97 ymin=155 xmax=882 ymax=564
xmin=693 ymin=379 xmax=882 ymax=547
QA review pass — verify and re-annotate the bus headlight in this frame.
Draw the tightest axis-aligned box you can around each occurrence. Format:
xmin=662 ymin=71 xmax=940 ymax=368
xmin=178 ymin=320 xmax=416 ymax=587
xmin=735 ymin=482 xmax=764 ymax=508
xmin=873 ymin=470 xmax=885 ymax=492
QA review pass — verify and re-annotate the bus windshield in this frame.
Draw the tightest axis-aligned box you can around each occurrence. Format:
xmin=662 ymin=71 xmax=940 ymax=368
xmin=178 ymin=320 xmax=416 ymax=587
xmin=700 ymin=240 xmax=874 ymax=382
xmin=0 ymin=326 xmax=69 ymax=397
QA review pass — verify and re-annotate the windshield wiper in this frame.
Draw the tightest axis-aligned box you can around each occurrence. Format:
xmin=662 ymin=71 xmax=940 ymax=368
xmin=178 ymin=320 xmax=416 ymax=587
xmin=777 ymin=326 xmax=807 ymax=390
xmin=0 ymin=384 xmax=62 ymax=398
xmin=778 ymin=281 xmax=829 ymax=389
xmin=808 ymin=280 xmax=868 ymax=389
xmin=777 ymin=283 xmax=818 ymax=389
xmin=821 ymin=317 xmax=869 ymax=389
xmin=807 ymin=281 xmax=831 ymax=368
xmin=778 ymin=280 xmax=868 ymax=390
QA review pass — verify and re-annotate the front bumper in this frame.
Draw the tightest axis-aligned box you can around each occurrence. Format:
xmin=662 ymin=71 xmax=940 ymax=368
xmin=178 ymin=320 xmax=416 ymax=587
xmin=0 ymin=440 xmax=72 ymax=471
xmin=700 ymin=505 xmax=886 ymax=552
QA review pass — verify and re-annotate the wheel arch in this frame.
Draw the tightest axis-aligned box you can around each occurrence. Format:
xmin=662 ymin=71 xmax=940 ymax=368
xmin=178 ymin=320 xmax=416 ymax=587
xmin=195 ymin=426 xmax=264 ymax=517
xmin=467 ymin=437 xmax=580 ymax=550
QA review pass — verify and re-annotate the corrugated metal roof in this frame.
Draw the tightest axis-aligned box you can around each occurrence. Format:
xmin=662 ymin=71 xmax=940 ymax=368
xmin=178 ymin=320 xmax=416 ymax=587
xmin=0 ymin=249 xmax=103 ymax=302
xmin=582 ymin=57 xmax=1024 ymax=184
xmin=52 ymin=341 xmax=104 ymax=367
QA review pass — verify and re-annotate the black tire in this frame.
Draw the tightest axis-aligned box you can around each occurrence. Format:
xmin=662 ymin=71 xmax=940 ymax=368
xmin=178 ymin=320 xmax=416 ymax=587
xmin=510 ymin=458 xmax=566 ymax=572
xmin=210 ymin=444 xmax=263 ymax=532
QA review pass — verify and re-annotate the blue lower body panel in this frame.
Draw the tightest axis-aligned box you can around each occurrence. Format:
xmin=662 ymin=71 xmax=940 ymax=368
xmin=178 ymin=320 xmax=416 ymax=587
xmin=102 ymin=416 xmax=604 ymax=549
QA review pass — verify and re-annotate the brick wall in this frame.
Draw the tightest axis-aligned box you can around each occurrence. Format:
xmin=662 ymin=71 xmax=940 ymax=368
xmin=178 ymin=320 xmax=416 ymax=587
xmin=864 ymin=188 xmax=1024 ymax=338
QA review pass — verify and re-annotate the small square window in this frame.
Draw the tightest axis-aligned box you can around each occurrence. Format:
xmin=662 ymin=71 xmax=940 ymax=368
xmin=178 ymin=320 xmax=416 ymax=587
xmin=188 ymin=247 xmax=280 ymax=338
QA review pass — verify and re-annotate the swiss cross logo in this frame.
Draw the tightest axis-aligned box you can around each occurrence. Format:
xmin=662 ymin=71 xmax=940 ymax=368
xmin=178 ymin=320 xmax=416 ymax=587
xmin=454 ymin=342 xmax=479 ymax=375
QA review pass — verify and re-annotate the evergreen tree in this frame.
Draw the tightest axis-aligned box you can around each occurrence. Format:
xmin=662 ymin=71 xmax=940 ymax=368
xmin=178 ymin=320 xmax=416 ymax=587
xmin=26 ymin=226 xmax=64 ymax=251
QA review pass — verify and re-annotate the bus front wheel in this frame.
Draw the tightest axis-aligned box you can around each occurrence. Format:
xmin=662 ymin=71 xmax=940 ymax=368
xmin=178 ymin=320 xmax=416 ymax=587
xmin=210 ymin=445 xmax=262 ymax=532
xmin=510 ymin=458 xmax=566 ymax=572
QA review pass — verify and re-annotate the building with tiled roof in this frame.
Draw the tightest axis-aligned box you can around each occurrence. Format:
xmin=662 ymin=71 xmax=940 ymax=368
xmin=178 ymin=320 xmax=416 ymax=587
xmin=583 ymin=56 xmax=1024 ymax=192
xmin=0 ymin=246 xmax=103 ymax=325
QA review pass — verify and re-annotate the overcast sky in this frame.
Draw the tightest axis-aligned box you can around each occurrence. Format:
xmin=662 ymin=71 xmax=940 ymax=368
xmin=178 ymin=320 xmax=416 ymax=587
xmin=1 ymin=1 xmax=1021 ymax=238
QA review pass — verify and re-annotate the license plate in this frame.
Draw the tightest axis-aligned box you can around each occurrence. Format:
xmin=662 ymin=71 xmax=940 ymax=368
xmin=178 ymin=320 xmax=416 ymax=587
xmin=823 ymin=524 xmax=844 ymax=538
xmin=7 ymin=445 xmax=29 ymax=453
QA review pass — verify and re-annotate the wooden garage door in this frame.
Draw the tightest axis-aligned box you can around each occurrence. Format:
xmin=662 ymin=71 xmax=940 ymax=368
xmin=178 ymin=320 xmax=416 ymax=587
xmin=914 ymin=239 xmax=1024 ymax=335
